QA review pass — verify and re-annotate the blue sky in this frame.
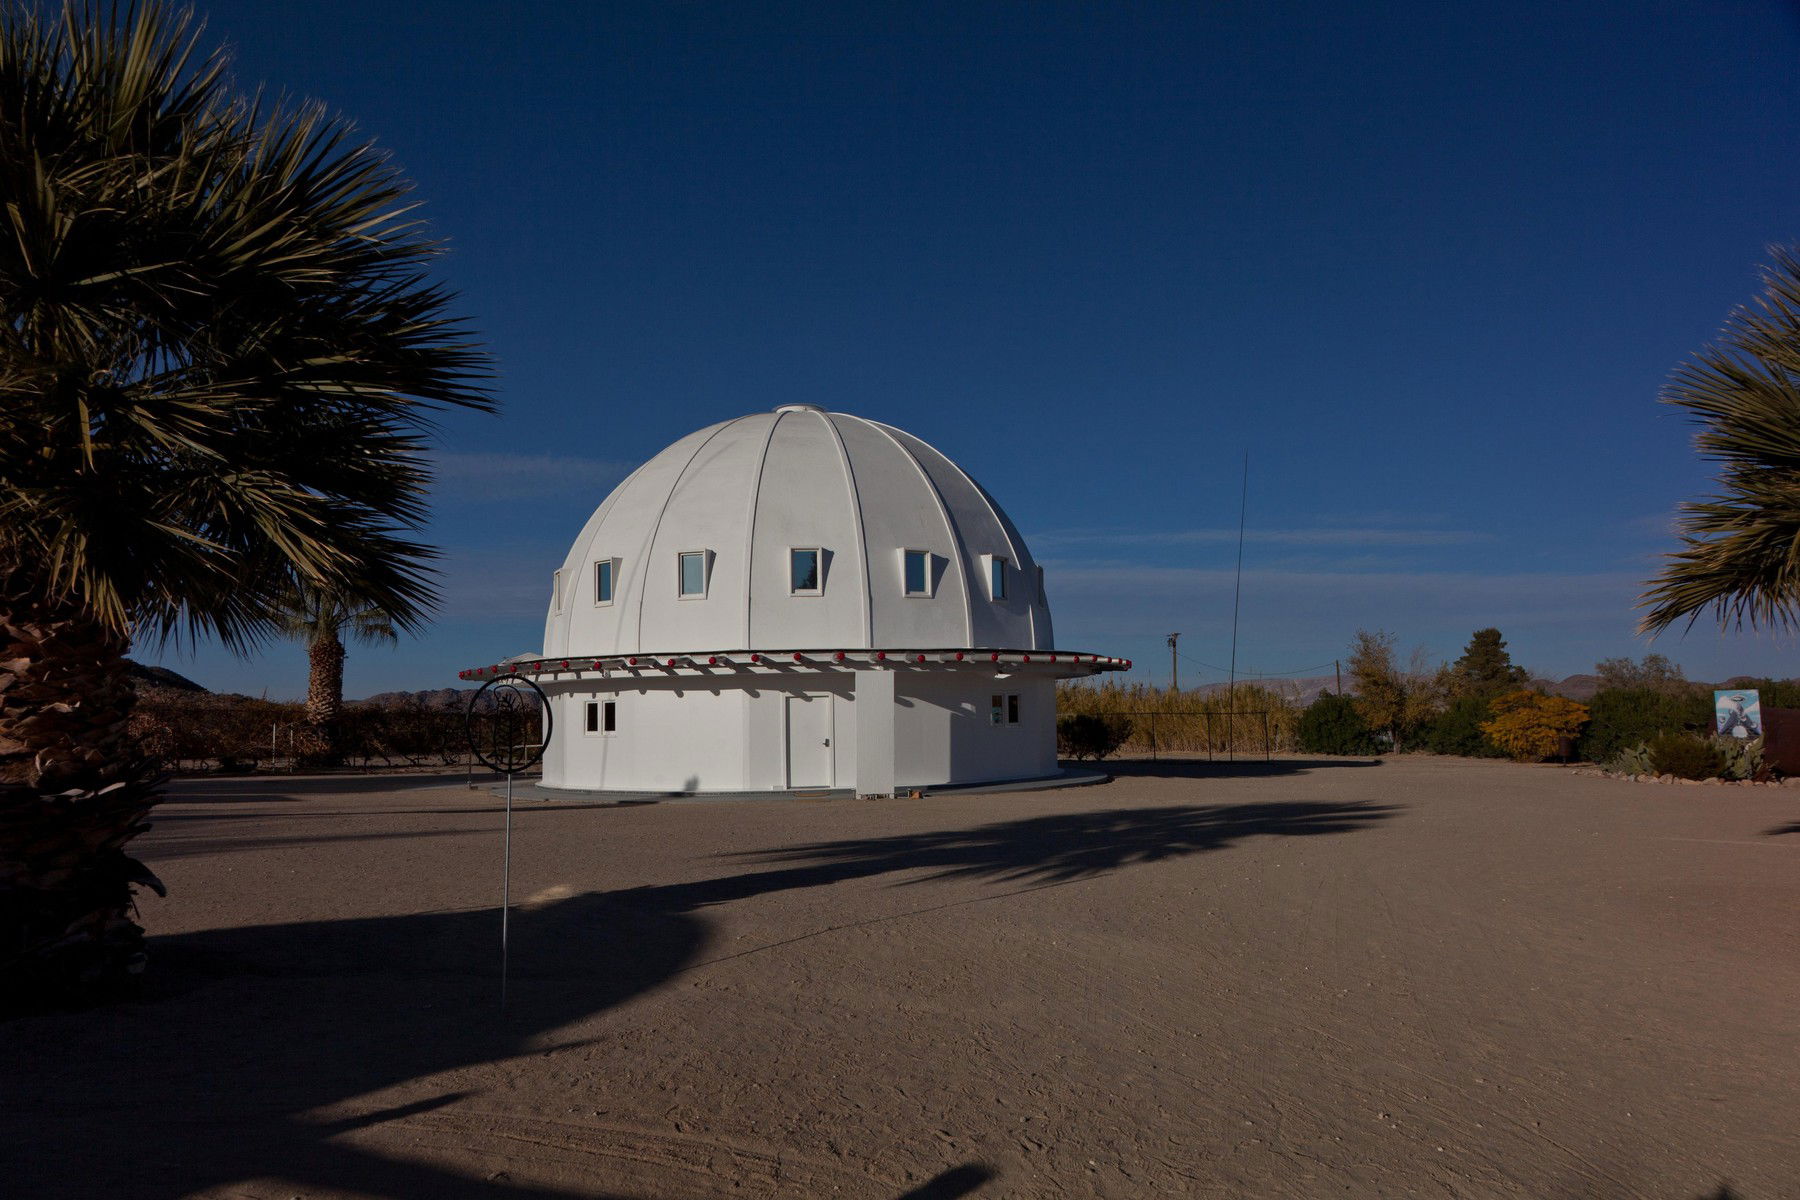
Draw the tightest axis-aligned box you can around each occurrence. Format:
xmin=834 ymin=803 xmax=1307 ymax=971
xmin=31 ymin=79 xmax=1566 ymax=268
xmin=142 ymin=0 xmax=1800 ymax=696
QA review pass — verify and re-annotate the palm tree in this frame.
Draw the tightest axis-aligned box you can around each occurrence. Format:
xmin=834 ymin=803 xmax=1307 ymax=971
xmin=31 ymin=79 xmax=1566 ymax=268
xmin=0 ymin=3 xmax=493 ymax=1009
xmin=1642 ymin=247 xmax=1800 ymax=634
xmin=276 ymin=585 xmax=398 ymax=759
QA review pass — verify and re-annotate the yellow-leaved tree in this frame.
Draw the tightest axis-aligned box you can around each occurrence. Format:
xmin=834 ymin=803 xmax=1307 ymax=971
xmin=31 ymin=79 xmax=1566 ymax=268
xmin=1480 ymin=692 xmax=1591 ymax=762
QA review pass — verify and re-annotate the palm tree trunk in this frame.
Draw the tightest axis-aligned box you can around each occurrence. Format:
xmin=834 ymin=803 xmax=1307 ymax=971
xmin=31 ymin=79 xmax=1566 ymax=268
xmin=303 ymin=629 xmax=346 ymax=762
xmin=0 ymin=567 xmax=164 ymax=1013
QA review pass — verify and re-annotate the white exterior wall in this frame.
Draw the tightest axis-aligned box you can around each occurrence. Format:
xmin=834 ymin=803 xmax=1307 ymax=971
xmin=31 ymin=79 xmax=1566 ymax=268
xmin=896 ymin=673 xmax=1058 ymax=787
xmin=541 ymin=670 xmax=1059 ymax=795
xmin=543 ymin=680 xmax=747 ymax=793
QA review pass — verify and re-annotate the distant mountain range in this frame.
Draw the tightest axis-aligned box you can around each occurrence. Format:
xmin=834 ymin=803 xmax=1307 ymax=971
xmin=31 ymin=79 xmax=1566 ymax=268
xmin=357 ymin=688 xmax=481 ymax=711
xmin=125 ymin=662 xmax=208 ymax=692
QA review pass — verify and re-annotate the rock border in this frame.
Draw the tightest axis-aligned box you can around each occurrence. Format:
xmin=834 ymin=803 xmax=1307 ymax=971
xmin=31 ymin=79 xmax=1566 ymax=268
xmin=1569 ymin=767 xmax=1795 ymax=787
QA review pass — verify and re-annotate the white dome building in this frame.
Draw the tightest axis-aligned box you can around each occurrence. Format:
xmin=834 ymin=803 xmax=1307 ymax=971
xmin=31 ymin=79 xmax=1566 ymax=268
xmin=458 ymin=406 xmax=1130 ymax=795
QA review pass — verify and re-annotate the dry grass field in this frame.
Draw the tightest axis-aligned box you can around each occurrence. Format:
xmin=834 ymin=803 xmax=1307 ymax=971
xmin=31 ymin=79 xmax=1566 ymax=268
xmin=6 ymin=756 xmax=1798 ymax=1199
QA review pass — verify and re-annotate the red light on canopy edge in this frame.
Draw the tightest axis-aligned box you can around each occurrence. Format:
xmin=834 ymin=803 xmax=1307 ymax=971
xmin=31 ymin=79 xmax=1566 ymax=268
xmin=793 ymin=652 xmax=804 ymax=662
xmin=1022 ymin=654 xmax=1032 ymax=663
xmin=916 ymin=653 xmax=925 ymax=662
xmin=666 ymin=658 xmax=677 ymax=667
xmin=560 ymin=660 xmax=569 ymax=669
xmin=834 ymin=651 xmax=846 ymax=662
xmin=955 ymin=652 xmax=965 ymax=661
xmin=990 ymin=652 xmax=1000 ymax=662
xmin=627 ymin=656 xmax=637 ymax=666
xmin=750 ymin=653 xmax=762 ymax=663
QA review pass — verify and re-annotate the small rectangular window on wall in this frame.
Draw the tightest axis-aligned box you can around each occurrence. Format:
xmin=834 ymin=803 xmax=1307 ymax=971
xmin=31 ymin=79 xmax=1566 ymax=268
xmin=678 ymin=550 xmax=708 ymax=598
xmin=594 ymin=558 xmax=615 ymax=605
xmin=988 ymin=555 xmax=1008 ymax=601
xmin=585 ymin=700 xmax=617 ymax=735
xmin=790 ymin=548 xmax=822 ymax=595
xmin=903 ymin=549 xmax=930 ymax=597
xmin=551 ymin=569 xmax=565 ymax=612
xmin=1007 ymin=694 xmax=1020 ymax=724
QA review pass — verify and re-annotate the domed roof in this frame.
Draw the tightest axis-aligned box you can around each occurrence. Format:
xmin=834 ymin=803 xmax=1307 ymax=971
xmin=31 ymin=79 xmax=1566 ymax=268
xmin=542 ymin=407 xmax=1053 ymax=657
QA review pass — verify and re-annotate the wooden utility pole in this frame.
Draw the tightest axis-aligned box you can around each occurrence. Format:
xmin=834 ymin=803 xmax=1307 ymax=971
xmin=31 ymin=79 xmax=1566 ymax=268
xmin=1168 ymin=632 xmax=1181 ymax=692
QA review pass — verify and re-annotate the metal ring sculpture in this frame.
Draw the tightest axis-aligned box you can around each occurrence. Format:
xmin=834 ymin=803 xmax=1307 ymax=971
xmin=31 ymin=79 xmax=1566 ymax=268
xmin=466 ymin=675 xmax=551 ymax=774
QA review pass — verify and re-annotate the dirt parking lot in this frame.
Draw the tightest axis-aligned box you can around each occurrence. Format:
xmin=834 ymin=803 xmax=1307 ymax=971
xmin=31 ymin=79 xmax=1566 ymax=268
xmin=6 ymin=755 xmax=1798 ymax=1199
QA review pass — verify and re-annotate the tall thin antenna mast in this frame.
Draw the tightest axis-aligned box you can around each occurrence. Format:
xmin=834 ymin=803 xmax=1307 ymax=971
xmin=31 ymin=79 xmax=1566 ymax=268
xmin=1228 ymin=451 xmax=1248 ymax=701
xmin=1227 ymin=452 xmax=1248 ymax=759
xmin=1168 ymin=632 xmax=1181 ymax=692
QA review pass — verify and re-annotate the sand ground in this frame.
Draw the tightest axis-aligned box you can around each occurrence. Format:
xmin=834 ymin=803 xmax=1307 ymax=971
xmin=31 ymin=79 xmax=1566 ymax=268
xmin=5 ymin=755 xmax=1798 ymax=1199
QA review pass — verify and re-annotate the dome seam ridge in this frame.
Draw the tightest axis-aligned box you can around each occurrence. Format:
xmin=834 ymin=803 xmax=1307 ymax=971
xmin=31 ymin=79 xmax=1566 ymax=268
xmin=631 ymin=417 xmax=744 ymax=653
xmin=869 ymin=418 xmax=1036 ymax=647
xmin=857 ymin=416 xmax=976 ymax=646
xmin=741 ymin=411 xmax=784 ymax=648
xmin=549 ymin=457 xmax=649 ymax=655
xmin=819 ymin=410 xmax=874 ymax=647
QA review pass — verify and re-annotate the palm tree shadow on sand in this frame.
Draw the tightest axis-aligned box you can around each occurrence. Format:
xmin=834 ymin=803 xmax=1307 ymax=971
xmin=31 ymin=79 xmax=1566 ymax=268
xmin=6 ymin=799 xmax=1394 ymax=1199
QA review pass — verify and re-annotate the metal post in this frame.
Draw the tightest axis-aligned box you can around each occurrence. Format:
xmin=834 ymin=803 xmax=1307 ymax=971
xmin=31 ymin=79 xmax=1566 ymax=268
xmin=1263 ymin=710 xmax=1271 ymax=762
xmin=501 ymin=769 xmax=513 ymax=1012
xmin=1228 ymin=451 xmax=1247 ymax=755
xmin=1167 ymin=633 xmax=1180 ymax=693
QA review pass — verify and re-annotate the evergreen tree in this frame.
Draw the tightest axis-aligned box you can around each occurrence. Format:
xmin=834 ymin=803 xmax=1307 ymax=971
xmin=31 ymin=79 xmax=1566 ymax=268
xmin=1447 ymin=629 xmax=1528 ymax=698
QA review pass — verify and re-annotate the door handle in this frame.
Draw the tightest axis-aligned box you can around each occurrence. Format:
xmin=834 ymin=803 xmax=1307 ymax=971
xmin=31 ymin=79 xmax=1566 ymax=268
xmin=823 ymin=738 xmax=831 ymax=747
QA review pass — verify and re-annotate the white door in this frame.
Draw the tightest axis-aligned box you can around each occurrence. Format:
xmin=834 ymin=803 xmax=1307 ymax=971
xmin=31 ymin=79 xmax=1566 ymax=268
xmin=785 ymin=694 xmax=834 ymax=788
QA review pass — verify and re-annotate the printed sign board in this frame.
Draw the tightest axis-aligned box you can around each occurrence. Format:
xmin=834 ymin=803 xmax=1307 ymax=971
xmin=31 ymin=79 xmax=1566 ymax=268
xmin=1714 ymin=689 xmax=1762 ymax=740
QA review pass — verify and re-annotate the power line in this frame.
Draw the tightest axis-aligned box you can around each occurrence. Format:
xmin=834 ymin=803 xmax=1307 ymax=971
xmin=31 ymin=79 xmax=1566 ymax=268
xmin=1174 ymin=650 xmax=1337 ymax=678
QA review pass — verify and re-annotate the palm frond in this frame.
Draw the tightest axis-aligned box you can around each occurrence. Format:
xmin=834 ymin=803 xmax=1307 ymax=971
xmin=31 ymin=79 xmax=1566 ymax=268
xmin=1641 ymin=247 xmax=1800 ymax=634
xmin=0 ymin=0 xmax=495 ymax=648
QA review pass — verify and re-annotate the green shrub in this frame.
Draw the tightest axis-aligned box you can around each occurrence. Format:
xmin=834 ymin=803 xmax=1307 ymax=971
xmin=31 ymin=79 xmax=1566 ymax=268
xmin=1717 ymin=736 xmax=1764 ymax=781
xmin=1577 ymin=687 xmax=1711 ymax=763
xmin=1056 ymin=713 xmax=1132 ymax=761
xmin=1647 ymin=731 xmax=1726 ymax=780
xmin=1422 ymin=694 xmax=1505 ymax=757
xmin=1605 ymin=741 xmax=1653 ymax=776
xmin=1296 ymin=692 xmax=1378 ymax=756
